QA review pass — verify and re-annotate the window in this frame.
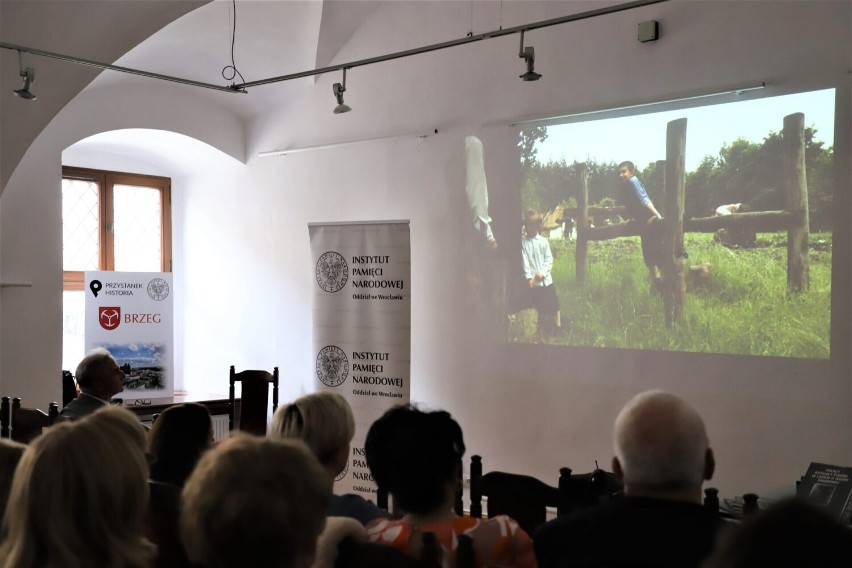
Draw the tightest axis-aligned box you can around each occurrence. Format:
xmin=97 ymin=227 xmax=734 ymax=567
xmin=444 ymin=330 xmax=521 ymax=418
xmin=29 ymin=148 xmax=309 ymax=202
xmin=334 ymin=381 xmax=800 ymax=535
xmin=62 ymin=166 xmax=172 ymax=290
xmin=62 ymin=166 xmax=172 ymax=369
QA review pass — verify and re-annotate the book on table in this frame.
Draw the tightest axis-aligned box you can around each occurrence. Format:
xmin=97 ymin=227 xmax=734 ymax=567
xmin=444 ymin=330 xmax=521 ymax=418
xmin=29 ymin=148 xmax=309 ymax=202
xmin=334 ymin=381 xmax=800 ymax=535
xmin=797 ymin=462 xmax=852 ymax=524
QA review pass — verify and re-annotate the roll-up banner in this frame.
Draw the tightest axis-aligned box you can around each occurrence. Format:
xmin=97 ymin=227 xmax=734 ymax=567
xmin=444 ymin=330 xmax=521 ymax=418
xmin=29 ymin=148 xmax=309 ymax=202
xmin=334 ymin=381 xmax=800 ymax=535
xmin=84 ymin=271 xmax=174 ymax=401
xmin=309 ymin=221 xmax=411 ymax=501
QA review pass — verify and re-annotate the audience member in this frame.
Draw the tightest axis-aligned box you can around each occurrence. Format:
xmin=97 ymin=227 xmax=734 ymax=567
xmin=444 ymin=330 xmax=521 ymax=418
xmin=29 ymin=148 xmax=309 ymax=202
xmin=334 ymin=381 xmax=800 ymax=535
xmin=59 ymin=347 xmax=126 ymax=419
xmin=0 ymin=406 xmax=153 ymax=568
xmin=148 ymin=402 xmax=213 ymax=488
xmin=0 ymin=438 xmax=26 ymax=523
xmin=534 ymin=390 xmax=726 ymax=568
xmin=273 ymin=391 xmax=388 ymax=525
xmin=364 ymin=404 xmax=537 ymax=568
xmin=180 ymin=435 xmax=331 ymax=568
xmin=701 ymin=497 xmax=852 ymax=567
xmin=144 ymin=403 xmax=213 ymax=568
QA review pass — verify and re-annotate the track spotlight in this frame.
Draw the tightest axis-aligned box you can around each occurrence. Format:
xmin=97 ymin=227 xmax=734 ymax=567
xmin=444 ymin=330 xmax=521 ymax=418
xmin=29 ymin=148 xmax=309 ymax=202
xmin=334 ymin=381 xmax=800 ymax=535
xmin=518 ymin=31 xmax=541 ymax=82
xmin=333 ymin=68 xmax=351 ymax=114
xmin=13 ymin=50 xmax=36 ymax=100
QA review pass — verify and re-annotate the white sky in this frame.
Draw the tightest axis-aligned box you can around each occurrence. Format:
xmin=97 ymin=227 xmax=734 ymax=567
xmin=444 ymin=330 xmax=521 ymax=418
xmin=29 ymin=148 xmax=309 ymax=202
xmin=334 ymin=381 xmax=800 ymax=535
xmin=536 ymin=88 xmax=835 ymax=172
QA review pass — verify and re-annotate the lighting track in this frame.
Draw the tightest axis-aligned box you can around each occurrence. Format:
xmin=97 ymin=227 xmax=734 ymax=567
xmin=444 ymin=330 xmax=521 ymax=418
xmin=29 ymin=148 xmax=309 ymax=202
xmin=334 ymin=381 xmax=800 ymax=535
xmin=0 ymin=0 xmax=666 ymax=94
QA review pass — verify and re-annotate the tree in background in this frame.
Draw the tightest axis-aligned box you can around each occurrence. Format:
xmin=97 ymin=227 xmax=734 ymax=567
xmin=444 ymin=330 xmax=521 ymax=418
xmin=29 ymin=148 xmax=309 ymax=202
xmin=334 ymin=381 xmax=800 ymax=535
xmin=518 ymin=126 xmax=548 ymax=171
xmin=684 ymin=127 xmax=833 ymax=229
xmin=519 ymin=126 xmax=549 ymax=214
xmin=521 ymin=126 xmax=833 ymax=231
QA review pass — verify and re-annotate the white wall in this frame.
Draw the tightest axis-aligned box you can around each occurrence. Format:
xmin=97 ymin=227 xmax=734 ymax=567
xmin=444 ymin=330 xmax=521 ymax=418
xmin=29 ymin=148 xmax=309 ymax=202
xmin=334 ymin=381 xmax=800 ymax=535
xmin=0 ymin=80 xmax=245 ymax=407
xmin=1 ymin=1 xmax=850 ymax=498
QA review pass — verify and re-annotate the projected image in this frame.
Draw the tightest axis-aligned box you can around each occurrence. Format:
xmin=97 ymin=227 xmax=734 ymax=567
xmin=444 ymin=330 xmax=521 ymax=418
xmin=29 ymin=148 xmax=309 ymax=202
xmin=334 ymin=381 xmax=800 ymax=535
xmin=510 ymin=88 xmax=834 ymax=358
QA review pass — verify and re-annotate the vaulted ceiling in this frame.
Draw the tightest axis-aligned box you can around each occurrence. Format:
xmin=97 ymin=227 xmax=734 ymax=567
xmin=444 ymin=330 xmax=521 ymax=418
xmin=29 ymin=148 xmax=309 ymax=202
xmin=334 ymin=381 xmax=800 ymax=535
xmin=0 ymin=0 xmax=382 ymax=192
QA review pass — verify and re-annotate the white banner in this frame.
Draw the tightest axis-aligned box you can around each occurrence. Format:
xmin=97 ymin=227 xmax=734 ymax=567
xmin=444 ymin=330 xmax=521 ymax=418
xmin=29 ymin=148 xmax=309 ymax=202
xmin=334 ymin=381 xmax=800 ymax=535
xmin=309 ymin=221 xmax=411 ymax=500
xmin=84 ymin=271 xmax=174 ymax=401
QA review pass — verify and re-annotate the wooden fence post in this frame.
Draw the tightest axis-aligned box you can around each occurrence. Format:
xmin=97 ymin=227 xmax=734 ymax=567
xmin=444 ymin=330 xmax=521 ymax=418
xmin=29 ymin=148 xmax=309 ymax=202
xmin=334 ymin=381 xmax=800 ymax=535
xmin=662 ymin=119 xmax=687 ymax=327
xmin=783 ymin=112 xmax=809 ymax=294
xmin=576 ymin=163 xmax=589 ymax=285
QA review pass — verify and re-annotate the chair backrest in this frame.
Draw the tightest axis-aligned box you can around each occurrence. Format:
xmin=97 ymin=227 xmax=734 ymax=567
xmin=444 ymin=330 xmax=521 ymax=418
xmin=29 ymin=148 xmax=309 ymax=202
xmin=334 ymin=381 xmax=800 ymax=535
xmin=335 ymin=536 xmax=432 ymax=568
xmin=62 ymin=370 xmax=78 ymax=407
xmin=228 ymin=365 xmax=279 ymax=436
xmin=565 ymin=467 xmax=622 ymax=511
xmin=469 ymin=454 xmax=572 ymax=536
xmin=1 ymin=396 xmax=10 ymax=438
xmin=9 ymin=398 xmax=60 ymax=443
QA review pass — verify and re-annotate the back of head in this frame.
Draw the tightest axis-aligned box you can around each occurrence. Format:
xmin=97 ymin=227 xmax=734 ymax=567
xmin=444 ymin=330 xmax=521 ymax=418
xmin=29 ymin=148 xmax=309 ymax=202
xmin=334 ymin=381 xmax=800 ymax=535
xmin=364 ymin=404 xmax=465 ymax=515
xmin=614 ymin=390 xmax=709 ymax=496
xmin=272 ymin=391 xmax=355 ymax=467
xmin=0 ymin=406 xmax=152 ymax=568
xmin=180 ymin=435 xmax=331 ymax=568
xmin=703 ymin=498 xmax=852 ymax=567
xmin=148 ymin=402 xmax=213 ymax=487
xmin=74 ymin=347 xmax=115 ymax=390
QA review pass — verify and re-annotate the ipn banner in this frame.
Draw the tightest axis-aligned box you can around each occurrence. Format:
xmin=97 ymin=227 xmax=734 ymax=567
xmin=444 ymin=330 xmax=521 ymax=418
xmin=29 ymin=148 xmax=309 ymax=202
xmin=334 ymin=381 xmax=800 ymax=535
xmin=309 ymin=221 xmax=411 ymax=499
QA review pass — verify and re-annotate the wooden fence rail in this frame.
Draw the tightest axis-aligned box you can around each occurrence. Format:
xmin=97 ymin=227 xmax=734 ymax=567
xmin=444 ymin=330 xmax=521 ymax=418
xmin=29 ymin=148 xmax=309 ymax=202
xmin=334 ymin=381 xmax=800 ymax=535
xmin=569 ymin=112 xmax=809 ymax=327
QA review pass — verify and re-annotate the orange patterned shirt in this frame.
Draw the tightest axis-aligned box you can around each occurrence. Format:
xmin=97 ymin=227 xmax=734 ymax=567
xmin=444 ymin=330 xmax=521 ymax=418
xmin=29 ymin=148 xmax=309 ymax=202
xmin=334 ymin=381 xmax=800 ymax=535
xmin=366 ymin=515 xmax=538 ymax=568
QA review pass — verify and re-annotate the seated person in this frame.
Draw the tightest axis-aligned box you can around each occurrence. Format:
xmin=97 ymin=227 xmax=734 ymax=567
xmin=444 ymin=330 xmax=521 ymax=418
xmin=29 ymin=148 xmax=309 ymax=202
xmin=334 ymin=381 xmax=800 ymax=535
xmin=534 ymin=390 xmax=727 ymax=568
xmin=272 ymin=391 xmax=388 ymax=525
xmin=701 ymin=497 xmax=852 ymax=566
xmin=145 ymin=403 xmax=213 ymax=568
xmin=0 ymin=406 xmax=154 ymax=568
xmin=60 ymin=348 xmax=126 ymax=419
xmin=148 ymin=402 xmax=213 ymax=488
xmin=0 ymin=438 xmax=26 ymax=521
xmin=364 ymin=404 xmax=537 ymax=568
xmin=180 ymin=436 xmax=331 ymax=568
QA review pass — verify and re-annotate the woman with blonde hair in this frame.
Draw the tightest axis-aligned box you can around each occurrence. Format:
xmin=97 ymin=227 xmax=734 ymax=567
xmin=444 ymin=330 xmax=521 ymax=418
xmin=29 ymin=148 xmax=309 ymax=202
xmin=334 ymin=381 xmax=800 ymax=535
xmin=272 ymin=391 xmax=388 ymax=525
xmin=0 ymin=406 xmax=153 ymax=568
xmin=180 ymin=435 xmax=331 ymax=568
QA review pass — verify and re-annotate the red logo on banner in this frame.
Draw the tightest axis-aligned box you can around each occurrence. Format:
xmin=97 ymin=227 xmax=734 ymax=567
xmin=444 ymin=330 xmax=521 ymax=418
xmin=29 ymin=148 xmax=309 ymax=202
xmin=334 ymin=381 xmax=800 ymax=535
xmin=99 ymin=307 xmax=121 ymax=330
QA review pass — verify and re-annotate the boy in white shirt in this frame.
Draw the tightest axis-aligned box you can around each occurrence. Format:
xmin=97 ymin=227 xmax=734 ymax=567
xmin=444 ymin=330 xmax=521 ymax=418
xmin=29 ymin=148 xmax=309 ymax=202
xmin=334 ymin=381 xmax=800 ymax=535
xmin=521 ymin=209 xmax=560 ymax=339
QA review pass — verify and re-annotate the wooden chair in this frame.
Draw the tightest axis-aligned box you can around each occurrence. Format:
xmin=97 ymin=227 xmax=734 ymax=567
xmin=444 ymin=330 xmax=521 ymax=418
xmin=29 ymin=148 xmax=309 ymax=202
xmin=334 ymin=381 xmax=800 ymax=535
xmin=335 ymin=536 xmax=433 ymax=568
xmin=9 ymin=398 xmax=60 ymax=443
xmin=228 ymin=365 xmax=278 ymax=436
xmin=62 ymin=369 xmax=78 ymax=406
xmin=1 ymin=396 xmax=10 ymax=438
xmin=469 ymin=454 xmax=572 ymax=536
xmin=565 ymin=467 xmax=622 ymax=511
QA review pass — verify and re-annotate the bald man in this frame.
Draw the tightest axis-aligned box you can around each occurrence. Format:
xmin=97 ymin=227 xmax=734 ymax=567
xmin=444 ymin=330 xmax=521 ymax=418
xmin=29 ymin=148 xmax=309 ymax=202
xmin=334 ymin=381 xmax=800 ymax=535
xmin=60 ymin=348 xmax=126 ymax=420
xmin=534 ymin=390 xmax=727 ymax=568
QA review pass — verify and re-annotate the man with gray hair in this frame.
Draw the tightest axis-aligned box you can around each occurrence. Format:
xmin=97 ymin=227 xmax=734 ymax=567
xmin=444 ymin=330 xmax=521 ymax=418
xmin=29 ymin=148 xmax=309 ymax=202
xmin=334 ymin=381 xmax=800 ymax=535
xmin=534 ymin=390 xmax=726 ymax=568
xmin=60 ymin=348 xmax=125 ymax=419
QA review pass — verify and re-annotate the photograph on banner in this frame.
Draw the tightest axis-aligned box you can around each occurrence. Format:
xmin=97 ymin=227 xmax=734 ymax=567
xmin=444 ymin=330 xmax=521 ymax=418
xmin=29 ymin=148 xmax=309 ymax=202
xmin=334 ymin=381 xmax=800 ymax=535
xmin=310 ymin=221 xmax=411 ymax=499
xmin=84 ymin=271 xmax=174 ymax=400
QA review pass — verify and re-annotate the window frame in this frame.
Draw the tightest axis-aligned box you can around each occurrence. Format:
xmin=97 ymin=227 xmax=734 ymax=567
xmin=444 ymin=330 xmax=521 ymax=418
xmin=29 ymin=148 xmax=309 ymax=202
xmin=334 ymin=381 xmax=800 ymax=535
xmin=62 ymin=166 xmax=172 ymax=291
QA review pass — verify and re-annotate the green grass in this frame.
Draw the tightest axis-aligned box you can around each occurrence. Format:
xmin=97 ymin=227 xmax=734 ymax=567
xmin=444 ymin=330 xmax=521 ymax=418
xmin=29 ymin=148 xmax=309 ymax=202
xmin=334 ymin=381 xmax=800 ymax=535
xmin=508 ymin=232 xmax=832 ymax=358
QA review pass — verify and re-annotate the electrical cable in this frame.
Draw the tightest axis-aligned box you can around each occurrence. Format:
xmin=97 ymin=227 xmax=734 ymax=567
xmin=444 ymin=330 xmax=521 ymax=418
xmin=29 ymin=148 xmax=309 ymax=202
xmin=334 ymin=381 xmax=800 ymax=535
xmin=221 ymin=0 xmax=245 ymax=86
